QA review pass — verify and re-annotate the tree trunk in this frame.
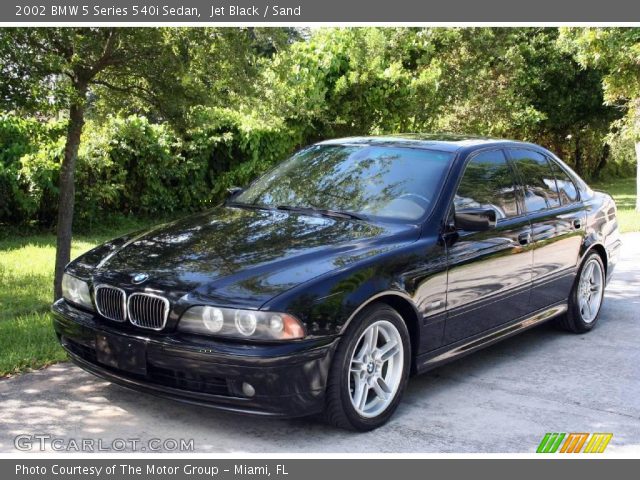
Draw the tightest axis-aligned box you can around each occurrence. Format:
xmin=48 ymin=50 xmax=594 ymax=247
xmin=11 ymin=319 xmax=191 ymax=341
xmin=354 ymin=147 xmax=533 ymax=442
xmin=593 ymin=144 xmax=610 ymax=179
xmin=635 ymin=100 xmax=640 ymax=212
xmin=636 ymin=140 xmax=640 ymax=212
xmin=574 ymin=136 xmax=583 ymax=177
xmin=53 ymin=87 xmax=87 ymax=300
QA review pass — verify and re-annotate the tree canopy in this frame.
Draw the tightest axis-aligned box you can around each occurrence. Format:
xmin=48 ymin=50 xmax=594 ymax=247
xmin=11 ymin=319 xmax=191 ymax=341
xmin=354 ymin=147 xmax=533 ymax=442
xmin=560 ymin=27 xmax=640 ymax=209
xmin=0 ymin=27 xmax=295 ymax=297
xmin=0 ymin=27 xmax=638 ymax=297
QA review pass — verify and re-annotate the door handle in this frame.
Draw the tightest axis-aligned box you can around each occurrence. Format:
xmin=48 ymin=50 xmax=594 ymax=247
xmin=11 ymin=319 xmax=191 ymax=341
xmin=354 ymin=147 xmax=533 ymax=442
xmin=573 ymin=219 xmax=582 ymax=229
xmin=518 ymin=232 xmax=531 ymax=245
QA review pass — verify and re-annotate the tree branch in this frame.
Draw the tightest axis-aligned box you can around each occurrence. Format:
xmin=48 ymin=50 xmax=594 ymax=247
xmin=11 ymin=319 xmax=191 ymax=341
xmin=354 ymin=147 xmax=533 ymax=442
xmin=90 ymin=78 xmax=155 ymax=100
xmin=85 ymin=29 xmax=122 ymax=79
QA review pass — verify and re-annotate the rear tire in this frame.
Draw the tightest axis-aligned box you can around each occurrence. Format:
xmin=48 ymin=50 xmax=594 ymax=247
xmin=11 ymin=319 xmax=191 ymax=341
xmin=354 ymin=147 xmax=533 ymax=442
xmin=324 ymin=303 xmax=411 ymax=431
xmin=557 ymin=251 xmax=606 ymax=333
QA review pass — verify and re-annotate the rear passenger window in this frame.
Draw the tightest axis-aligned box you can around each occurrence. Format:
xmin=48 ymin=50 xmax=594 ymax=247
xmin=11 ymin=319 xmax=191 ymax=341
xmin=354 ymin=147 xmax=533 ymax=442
xmin=509 ymin=149 xmax=561 ymax=212
xmin=455 ymin=150 xmax=519 ymax=219
xmin=548 ymin=159 xmax=579 ymax=204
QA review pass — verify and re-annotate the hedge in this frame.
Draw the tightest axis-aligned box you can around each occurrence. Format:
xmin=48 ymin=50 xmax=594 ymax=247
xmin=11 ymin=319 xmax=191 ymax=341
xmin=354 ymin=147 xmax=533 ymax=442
xmin=0 ymin=107 xmax=635 ymax=228
xmin=0 ymin=109 xmax=303 ymax=228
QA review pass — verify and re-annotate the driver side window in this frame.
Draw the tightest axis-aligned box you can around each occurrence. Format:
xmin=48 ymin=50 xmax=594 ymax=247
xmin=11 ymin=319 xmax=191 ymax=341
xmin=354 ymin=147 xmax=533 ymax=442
xmin=455 ymin=150 xmax=519 ymax=220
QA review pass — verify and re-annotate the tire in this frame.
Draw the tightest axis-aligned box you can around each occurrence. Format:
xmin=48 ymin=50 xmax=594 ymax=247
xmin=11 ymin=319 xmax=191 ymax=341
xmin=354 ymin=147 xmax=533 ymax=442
xmin=557 ymin=251 xmax=606 ymax=333
xmin=324 ymin=303 xmax=411 ymax=431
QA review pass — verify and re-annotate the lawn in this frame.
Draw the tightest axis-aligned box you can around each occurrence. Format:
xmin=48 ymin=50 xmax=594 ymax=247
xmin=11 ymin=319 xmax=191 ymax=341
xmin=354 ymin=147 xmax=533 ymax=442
xmin=0 ymin=217 xmax=159 ymax=376
xmin=0 ymin=177 xmax=638 ymax=377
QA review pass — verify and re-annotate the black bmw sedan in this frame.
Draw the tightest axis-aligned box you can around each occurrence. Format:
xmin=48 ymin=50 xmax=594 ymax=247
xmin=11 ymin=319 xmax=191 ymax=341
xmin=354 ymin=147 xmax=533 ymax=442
xmin=52 ymin=135 xmax=621 ymax=430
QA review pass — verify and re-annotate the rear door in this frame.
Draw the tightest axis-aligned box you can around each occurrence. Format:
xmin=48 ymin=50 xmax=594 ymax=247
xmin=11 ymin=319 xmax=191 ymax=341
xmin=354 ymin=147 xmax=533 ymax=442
xmin=444 ymin=149 xmax=534 ymax=344
xmin=507 ymin=149 xmax=585 ymax=310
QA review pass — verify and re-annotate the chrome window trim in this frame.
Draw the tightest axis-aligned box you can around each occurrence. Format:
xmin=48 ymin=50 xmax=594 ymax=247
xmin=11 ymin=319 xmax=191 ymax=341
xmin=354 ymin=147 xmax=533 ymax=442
xmin=127 ymin=292 xmax=170 ymax=331
xmin=94 ymin=284 xmax=127 ymax=322
xmin=545 ymin=155 xmax=582 ymax=206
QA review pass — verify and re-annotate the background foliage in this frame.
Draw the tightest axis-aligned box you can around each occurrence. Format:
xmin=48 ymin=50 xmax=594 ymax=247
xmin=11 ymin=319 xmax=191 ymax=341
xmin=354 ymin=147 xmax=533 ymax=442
xmin=0 ymin=27 xmax=637 ymax=229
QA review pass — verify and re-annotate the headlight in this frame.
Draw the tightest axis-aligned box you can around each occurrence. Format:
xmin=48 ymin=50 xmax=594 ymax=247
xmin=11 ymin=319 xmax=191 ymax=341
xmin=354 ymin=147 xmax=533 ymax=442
xmin=178 ymin=306 xmax=305 ymax=341
xmin=61 ymin=273 xmax=94 ymax=310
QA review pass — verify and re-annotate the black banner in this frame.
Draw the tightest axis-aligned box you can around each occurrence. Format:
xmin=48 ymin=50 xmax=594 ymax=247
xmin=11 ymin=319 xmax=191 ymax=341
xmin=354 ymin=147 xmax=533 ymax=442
xmin=3 ymin=459 xmax=640 ymax=480
xmin=2 ymin=0 xmax=640 ymax=22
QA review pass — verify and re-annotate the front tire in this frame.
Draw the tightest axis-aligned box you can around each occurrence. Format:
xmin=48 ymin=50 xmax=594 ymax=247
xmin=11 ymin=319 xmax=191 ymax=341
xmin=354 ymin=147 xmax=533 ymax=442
xmin=557 ymin=251 xmax=606 ymax=333
xmin=324 ymin=303 xmax=411 ymax=431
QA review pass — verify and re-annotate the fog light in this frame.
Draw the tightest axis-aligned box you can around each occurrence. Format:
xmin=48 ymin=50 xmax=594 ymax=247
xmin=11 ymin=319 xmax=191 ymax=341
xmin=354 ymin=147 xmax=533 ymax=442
xmin=242 ymin=382 xmax=255 ymax=397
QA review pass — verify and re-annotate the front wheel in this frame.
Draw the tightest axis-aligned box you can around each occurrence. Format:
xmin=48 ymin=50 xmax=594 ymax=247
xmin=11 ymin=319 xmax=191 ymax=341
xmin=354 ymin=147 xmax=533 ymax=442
xmin=557 ymin=251 xmax=606 ymax=333
xmin=324 ymin=304 xmax=411 ymax=431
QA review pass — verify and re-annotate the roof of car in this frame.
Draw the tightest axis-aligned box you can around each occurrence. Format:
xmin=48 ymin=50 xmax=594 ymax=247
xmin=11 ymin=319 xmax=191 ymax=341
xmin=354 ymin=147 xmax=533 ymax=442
xmin=316 ymin=134 xmax=523 ymax=153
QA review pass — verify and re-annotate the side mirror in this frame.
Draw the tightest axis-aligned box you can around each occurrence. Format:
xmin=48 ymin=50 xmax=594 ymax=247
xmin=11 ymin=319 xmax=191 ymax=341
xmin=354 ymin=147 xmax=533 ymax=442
xmin=226 ymin=186 xmax=244 ymax=200
xmin=454 ymin=208 xmax=497 ymax=231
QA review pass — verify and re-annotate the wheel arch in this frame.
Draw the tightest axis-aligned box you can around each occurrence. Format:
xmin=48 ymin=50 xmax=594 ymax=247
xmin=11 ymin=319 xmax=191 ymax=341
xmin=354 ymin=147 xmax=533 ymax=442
xmin=340 ymin=291 xmax=421 ymax=374
xmin=581 ymin=241 xmax=608 ymax=274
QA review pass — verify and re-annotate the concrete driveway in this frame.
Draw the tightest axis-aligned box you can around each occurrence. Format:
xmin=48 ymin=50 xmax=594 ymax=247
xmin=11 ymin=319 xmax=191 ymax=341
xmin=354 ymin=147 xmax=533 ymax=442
xmin=1 ymin=233 xmax=639 ymax=453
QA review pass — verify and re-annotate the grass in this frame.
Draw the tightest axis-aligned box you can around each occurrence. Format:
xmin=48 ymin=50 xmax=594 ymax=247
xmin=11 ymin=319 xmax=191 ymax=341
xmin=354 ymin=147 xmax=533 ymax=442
xmin=591 ymin=177 xmax=640 ymax=233
xmin=0 ymin=179 xmax=637 ymax=377
xmin=0 ymin=217 xmax=161 ymax=376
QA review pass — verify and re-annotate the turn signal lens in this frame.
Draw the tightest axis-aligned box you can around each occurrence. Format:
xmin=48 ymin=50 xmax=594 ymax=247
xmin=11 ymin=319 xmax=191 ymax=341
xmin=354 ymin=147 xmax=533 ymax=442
xmin=178 ymin=306 xmax=305 ymax=341
xmin=282 ymin=314 xmax=305 ymax=339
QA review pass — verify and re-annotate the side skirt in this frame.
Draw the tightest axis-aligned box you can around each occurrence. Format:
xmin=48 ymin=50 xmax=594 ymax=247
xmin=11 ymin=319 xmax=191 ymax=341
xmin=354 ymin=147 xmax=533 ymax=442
xmin=415 ymin=302 xmax=567 ymax=374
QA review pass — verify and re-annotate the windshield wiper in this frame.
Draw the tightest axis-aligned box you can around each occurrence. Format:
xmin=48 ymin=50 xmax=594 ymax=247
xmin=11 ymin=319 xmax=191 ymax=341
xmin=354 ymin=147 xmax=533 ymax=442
xmin=226 ymin=201 xmax=274 ymax=212
xmin=276 ymin=205 xmax=366 ymax=221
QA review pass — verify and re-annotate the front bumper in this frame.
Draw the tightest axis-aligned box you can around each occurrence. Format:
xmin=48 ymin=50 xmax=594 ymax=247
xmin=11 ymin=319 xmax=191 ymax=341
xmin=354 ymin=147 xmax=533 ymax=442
xmin=51 ymin=299 xmax=338 ymax=417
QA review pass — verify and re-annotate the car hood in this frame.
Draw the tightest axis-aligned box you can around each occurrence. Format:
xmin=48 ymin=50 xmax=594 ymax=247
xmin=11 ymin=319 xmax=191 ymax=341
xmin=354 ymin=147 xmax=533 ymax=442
xmin=80 ymin=206 xmax=420 ymax=308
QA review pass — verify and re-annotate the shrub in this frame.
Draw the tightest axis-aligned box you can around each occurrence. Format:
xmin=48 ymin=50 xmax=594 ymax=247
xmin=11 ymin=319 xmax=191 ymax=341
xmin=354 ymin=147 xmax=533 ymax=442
xmin=0 ymin=115 xmax=64 ymax=225
xmin=0 ymin=110 xmax=305 ymax=228
xmin=599 ymin=127 xmax=638 ymax=180
xmin=18 ymin=136 xmax=65 ymax=226
xmin=75 ymin=116 xmax=205 ymax=222
xmin=186 ymin=106 xmax=304 ymax=203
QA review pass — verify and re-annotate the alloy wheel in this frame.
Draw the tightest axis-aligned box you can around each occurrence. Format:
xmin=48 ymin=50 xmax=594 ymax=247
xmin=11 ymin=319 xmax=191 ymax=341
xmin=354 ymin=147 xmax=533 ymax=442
xmin=348 ymin=320 xmax=404 ymax=418
xmin=578 ymin=256 xmax=604 ymax=324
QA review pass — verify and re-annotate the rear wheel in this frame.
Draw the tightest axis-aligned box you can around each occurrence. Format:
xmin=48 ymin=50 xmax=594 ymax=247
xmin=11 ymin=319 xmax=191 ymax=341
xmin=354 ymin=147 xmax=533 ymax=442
xmin=324 ymin=304 xmax=410 ymax=431
xmin=557 ymin=251 xmax=606 ymax=333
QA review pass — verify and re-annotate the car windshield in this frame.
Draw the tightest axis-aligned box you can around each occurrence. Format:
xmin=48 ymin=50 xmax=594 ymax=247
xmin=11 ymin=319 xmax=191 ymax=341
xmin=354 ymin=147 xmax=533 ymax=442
xmin=234 ymin=144 xmax=453 ymax=221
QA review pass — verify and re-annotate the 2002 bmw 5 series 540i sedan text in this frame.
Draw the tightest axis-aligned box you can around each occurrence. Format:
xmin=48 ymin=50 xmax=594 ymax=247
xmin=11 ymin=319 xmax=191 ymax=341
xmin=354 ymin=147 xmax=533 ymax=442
xmin=52 ymin=135 xmax=621 ymax=430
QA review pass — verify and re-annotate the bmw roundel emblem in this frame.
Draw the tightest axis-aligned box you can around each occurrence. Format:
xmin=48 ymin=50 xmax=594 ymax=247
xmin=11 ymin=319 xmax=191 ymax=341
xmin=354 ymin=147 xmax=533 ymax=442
xmin=132 ymin=273 xmax=149 ymax=284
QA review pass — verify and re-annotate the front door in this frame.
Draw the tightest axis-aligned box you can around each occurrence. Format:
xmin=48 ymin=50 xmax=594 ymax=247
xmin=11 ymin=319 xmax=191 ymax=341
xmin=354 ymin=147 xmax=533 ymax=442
xmin=444 ymin=149 xmax=534 ymax=344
